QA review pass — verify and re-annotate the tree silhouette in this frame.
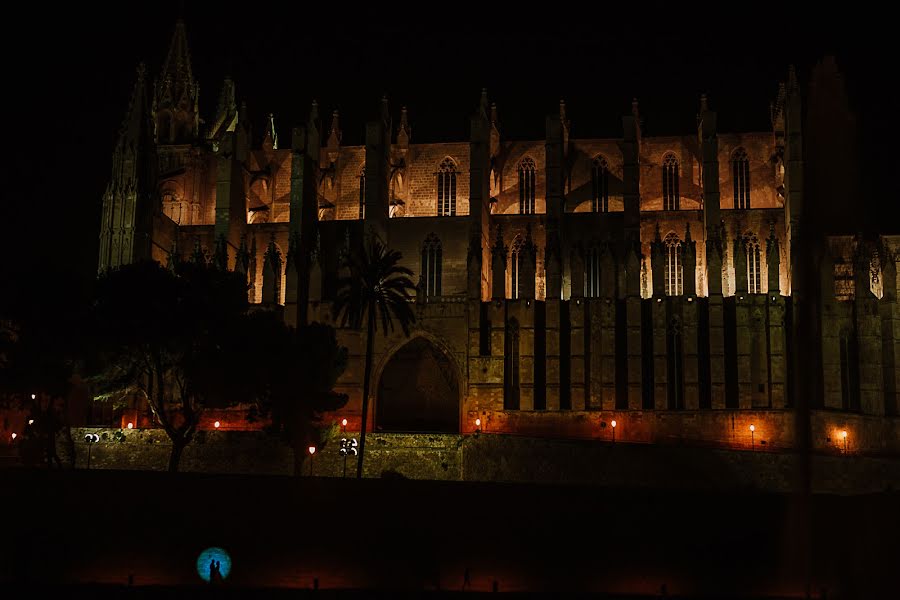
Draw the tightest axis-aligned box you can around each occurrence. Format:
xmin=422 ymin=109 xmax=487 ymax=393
xmin=332 ymin=235 xmax=416 ymax=478
xmin=87 ymin=260 xmax=248 ymax=471
xmin=219 ymin=312 xmax=349 ymax=475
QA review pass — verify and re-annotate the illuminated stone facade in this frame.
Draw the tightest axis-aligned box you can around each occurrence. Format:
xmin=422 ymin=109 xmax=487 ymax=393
xmin=97 ymin=21 xmax=899 ymax=454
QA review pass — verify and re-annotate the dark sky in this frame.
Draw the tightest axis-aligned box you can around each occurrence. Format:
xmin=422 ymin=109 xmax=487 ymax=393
xmin=1 ymin=3 xmax=894 ymax=287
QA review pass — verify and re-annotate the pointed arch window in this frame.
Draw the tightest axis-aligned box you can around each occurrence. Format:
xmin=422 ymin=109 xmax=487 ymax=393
xmin=732 ymin=148 xmax=750 ymax=209
xmin=510 ymin=235 xmax=525 ymax=299
xmin=421 ymin=233 xmax=442 ymax=297
xmin=358 ymin=167 xmax=366 ymax=220
xmin=518 ymin=157 xmax=536 ymax=214
xmin=744 ymin=233 xmax=761 ymax=294
xmin=437 ymin=158 xmax=457 ymax=216
xmin=665 ymin=233 xmax=683 ymax=296
xmin=585 ymin=246 xmax=602 ymax=297
xmin=591 ymin=156 xmax=610 ymax=212
xmin=662 ymin=153 xmax=680 ymax=210
xmin=504 ymin=318 xmax=521 ymax=410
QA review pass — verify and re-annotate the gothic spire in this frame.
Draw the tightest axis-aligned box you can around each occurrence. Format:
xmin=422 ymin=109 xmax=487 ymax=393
xmin=161 ymin=19 xmax=194 ymax=93
xmin=327 ymin=109 xmax=342 ymax=148
xmin=397 ymin=106 xmax=411 ymax=147
xmin=155 ymin=19 xmax=199 ymax=144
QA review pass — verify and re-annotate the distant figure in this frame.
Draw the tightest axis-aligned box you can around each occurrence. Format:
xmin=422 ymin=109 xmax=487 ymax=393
xmin=209 ymin=559 xmax=223 ymax=584
xmin=462 ymin=566 xmax=471 ymax=590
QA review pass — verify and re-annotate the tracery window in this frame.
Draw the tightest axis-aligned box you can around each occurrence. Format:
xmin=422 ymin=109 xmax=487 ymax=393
xmin=518 ymin=157 xmax=536 ymax=214
xmin=591 ymin=156 xmax=610 ymax=212
xmin=662 ymin=153 xmax=680 ymax=210
xmin=421 ymin=233 xmax=442 ymax=297
xmin=665 ymin=233 xmax=683 ymax=296
xmin=744 ymin=232 xmax=761 ymax=293
xmin=437 ymin=158 xmax=457 ymax=216
xmin=732 ymin=148 xmax=750 ymax=209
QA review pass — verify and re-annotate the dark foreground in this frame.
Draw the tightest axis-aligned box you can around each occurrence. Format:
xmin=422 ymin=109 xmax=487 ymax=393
xmin=2 ymin=469 xmax=897 ymax=598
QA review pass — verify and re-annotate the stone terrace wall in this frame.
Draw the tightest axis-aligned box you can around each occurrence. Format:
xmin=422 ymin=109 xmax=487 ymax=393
xmin=61 ymin=428 xmax=900 ymax=495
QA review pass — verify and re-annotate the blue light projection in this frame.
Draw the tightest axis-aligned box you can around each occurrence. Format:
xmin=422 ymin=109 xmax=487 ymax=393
xmin=196 ymin=547 xmax=232 ymax=582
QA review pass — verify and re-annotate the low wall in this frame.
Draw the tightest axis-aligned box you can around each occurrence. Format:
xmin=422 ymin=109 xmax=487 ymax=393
xmin=59 ymin=427 xmax=900 ymax=494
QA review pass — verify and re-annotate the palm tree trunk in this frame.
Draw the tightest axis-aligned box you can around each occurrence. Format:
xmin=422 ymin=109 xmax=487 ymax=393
xmin=356 ymin=306 xmax=376 ymax=478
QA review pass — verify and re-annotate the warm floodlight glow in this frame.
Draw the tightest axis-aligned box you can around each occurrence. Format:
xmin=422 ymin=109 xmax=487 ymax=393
xmin=475 ymin=418 xmax=482 ymax=428
xmin=841 ymin=430 xmax=848 ymax=439
xmin=28 ymin=419 xmax=34 ymax=425
xmin=341 ymin=418 xmax=348 ymax=427
xmin=308 ymin=446 xmax=316 ymax=455
xmin=749 ymin=424 xmax=755 ymax=432
xmin=214 ymin=421 xmax=220 ymax=429
xmin=127 ymin=422 xmax=133 ymax=429
xmin=31 ymin=394 xmax=36 ymax=400
xmin=11 ymin=433 xmax=17 ymax=440
xmin=611 ymin=420 xmax=617 ymax=428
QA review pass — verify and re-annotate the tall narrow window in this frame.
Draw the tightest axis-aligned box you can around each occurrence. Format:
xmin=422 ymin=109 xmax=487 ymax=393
xmin=437 ymin=158 xmax=457 ymax=216
xmin=510 ymin=235 xmax=524 ymax=299
xmin=358 ymin=167 xmax=366 ymax=220
xmin=732 ymin=148 xmax=750 ymax=209
xmin=585 ymin=246 xmax=601 ymax=297
xmin=664 ymin=233 xmax=683 ymax=296
xmin=518 ymin=157 xmax=536 ymax=214
xmin=421 ymin=233 xmax=442 ymax=297
xmin=504 ymin=318 xmax=521 ymax=410
xmin=591 ymin=156 xmax=610 ymax=212
xmin=744 ymin=233 xmax=761 ymax=294
xmin=662 ymin=153 xmax=680 ymax=210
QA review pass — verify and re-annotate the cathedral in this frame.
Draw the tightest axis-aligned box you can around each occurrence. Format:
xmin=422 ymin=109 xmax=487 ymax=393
xmin=98 ymin=20 xmax=899 ymax=454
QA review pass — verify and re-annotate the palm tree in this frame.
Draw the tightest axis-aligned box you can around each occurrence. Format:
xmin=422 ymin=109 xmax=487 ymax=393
xmin=333 ymin=235 xmax=416 ymax=478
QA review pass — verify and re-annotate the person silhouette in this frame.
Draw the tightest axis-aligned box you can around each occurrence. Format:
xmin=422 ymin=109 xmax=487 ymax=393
xmin=209 ymin=559 xmax=216 ymax=584
xmin=214 ymin=560 xmax=222 ymax=583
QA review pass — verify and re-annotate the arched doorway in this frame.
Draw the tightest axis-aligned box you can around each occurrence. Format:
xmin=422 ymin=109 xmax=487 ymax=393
xmin=376 ymin=337 xmax=459 ymax=433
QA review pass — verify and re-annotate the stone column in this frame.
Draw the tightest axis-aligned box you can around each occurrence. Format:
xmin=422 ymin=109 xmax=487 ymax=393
xmin=734 ymin=237 xmax=752 ymax=408
xmin=855 ymin=247 xmax=884 ymax=415
xmin=682 ymin=226 xmax=699 ymax=410
xmin=766 ymin=230 xmax=787 ymax=408
xmin=625 ymin=245 xmax=643 ymax=410
xmin=600 ymin=250 xmax=618 ymax=410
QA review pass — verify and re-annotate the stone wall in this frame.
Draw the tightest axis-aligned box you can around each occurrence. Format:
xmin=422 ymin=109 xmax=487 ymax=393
xmin=63 ymin=428 xmax=899 ymax=494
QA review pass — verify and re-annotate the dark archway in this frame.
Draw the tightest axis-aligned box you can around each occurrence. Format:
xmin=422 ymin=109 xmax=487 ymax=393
xmin=376 ymin=337 xmax=459 ymax=433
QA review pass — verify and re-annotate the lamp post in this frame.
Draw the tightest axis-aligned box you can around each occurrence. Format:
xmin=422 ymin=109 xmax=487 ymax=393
xmin=84 ymin=433 xmax=100 ymax=469
xmin=339 ymin=437 xmax=358 ymax=478
xmin=841 ymin=430 xmax=848 ymax=452
xmin=474 ymin=418 xmax=481 ymax=432
xmin=611 ymin=420 xmax=617 ymax=443
xmin=341 ymin=418 xmax=348 ymax=434
xmin=308 ymin=445 xmax=317 ymax=476
xmin=749 ymin=424 xmax=755 ymax=449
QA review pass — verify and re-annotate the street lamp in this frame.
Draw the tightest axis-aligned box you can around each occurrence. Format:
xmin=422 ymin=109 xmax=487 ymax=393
xmin=841 ymin=430 xmax=848 ymax=452
xmin=84 ymin=433 xmax=100 ymax=469
xmin=749 ymin=424 xmax=755 ymax=449
xmin=341 ymin=418 xmax=348 ymax=433
xmin=127 ymin=422 xmax=134 ymax=430
xmin=339 ymin=437 xmax=358 ymax=478
xmin=308 ymin=445 xmax=317 ymax=476
xmin=214 ymin=421 xmax=221 ymax=429
xmin=611 ymin=420 xmax=617 ymax=443
xmin=475 ymin=418 xmax=481 ymax=432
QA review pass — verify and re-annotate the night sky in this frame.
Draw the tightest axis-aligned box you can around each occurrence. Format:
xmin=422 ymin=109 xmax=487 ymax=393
xmin=1 ymin=4 xmax=895 ymax=290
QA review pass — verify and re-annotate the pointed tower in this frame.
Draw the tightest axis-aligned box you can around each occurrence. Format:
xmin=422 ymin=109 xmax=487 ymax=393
xmin=154 ymin=19 xmax=199 ymax=146
xmin=262 ymin=113 xmax=278 ymax=152
xmin=98 ymin=64 xmax=159 ymax=272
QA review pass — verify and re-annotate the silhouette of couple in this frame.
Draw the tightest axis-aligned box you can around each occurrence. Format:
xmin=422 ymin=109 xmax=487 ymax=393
xmin=208 ymin=558 xmax=224 ymax=584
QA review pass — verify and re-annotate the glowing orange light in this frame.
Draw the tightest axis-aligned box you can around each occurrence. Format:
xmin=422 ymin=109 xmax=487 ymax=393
xmin=214 ymin=421 xmax=221 ymax=429
xmin=611 ymin=420 xmax=617 ymax=428
xmin=475 ymin=418 xmax=482 ymax=428
xmin=841 ymin=430 xmax=848 ymax=439
xmin=749 ymin=424 xmax=755 ymax=432
xmin=127 ymin=422 xmax=134 ymax=429
xmin=11 ymin=433 xmax=17 ymax=440
xmin=308 ymin=446 xmax=317 ymax=456
xmin=31 ymin=394 xmax=35 ymax=400
xmin=28 ymin=419 xmax=34 ymax=425
xmin=341 ymin=418 xmax=348 ymax=427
